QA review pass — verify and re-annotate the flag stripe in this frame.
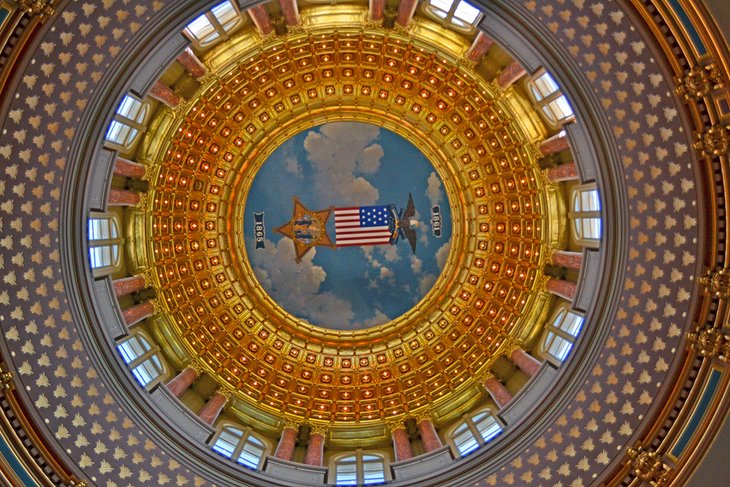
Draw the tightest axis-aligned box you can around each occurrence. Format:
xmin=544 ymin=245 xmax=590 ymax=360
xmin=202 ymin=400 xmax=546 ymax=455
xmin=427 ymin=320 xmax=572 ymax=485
xmin=334 ymin=205 xmax=392 ymax=246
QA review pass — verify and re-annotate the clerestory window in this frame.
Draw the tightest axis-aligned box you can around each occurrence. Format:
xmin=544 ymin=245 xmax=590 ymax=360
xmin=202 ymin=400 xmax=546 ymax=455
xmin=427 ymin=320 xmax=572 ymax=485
xmin=332 ymin=450 xmax=387 ymax=486
xmin=88 ymin=213 xmax=122 ymax=276
xmin=539 ymin=303 xmax=584 ymax=364
xmin=570 ymin=184 xmax=601 ymax=246
xmin=448 ymin=409 xmax=503 ymax=457
xmin=211 ymin=424 xmax=269 ymax=470
xmin=116 ymin=331 xmax=166 ymax=388
xmin=184 ymin=1 xmax=244 ymax=48
xmin=423 ymin=0 xmax=482 ymax=32
xmin=104 ymin=94 xmax=148 ymax=151
xmin=528 ymin=70 xmax=575 ymax=126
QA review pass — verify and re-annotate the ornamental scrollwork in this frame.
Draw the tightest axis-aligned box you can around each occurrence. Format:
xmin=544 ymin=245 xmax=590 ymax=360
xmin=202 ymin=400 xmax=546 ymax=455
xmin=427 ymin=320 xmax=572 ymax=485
xmin=625 ymin=445 xmax=671 ymax=486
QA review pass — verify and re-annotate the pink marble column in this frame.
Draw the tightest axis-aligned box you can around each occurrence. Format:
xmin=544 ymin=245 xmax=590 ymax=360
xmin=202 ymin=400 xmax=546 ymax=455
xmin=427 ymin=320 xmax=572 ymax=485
xmin=148 ymin=81 xmax=181 ymax=108
xmin=113 ymin=157 xmax=146 ymax=179
xmin=247 ymin=5 xmax=273 ymax=36
xmin=274 ymin=425 xmax=299 ymax=461
xmin=199 ymin=391 xmax=228 ymax=425
xmin=395 ymin=0 xmax=418 ymax=28
xmin=304 ymin=430 xmax=325 ymax=466
xmin=466 ymin=32 xmax=495 ymax=63
xmin=166 ymin=367 xmax=198 ymax=398
xmin=122 ymin=301 xmax=155 ymax=327
xmin=278 ymin=0 xmax=300 ymax=26
xmin=112 ymin=275 xmax=146 ymax=298
xmin=546 ymin=278 xmax=577 ymax=301
xmin=496 ymin=59 xmax=527 ymax=90
xmin=551 ymin=250 xmax=583 ymax=270
xmin=417 ymin=418 xmax=443 ymax=453
xmin=108 ymin=188 xmax=140 ymax=206
xmin=391 ymin=426 xmax=413 ymax=461
xmin=177 ymin=48 xmax=207 ymax=79
xmin=545 ymin=161 xmax=578 ymax=182
xmin=484 ymin=377 xmax=513 ymax=409
xmin=369 ymin=0 xmax=385 ymax=21
xmin=510 ymin=348 xmax=542 ymax=377
xmin=538 ymin=132 xmax=570 ymax=156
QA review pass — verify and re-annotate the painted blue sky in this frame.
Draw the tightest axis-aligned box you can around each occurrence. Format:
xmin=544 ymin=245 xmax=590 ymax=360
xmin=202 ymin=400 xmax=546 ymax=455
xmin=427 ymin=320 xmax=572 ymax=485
xmin=245 ymin=122 xmax=452 ymax=330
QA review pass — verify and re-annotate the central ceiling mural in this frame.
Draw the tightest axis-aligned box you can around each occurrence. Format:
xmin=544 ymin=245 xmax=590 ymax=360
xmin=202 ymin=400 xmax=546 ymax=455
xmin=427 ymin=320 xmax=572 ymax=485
xmin=246 ymin=122 xmax=452 ymax=329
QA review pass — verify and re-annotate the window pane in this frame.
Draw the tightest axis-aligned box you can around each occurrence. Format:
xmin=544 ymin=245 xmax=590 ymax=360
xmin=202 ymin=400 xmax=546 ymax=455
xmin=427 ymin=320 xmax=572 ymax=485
xmin=361 ymin=455 xmax=385 ymax=484
xmin=575 ymin=217 xmax=601 ymax=239
xmin=452 ymin=422 xmax=479 ymax=456
xmin=89 ymin=245 xmax=112 ymax=268
xmin=335 ymin=456 xmax=358 ymax=486
xmin=89 ymin=218 xmax=110 ymax=240
xmin=454 ymin=1 xmax=480 ymax=24
xmin=238 ymin=439 xmax=264 ymax=470
xmin=213 ymin=428 xmax=242 ymax=458
xmin=211 ymin=1 xmax=239 ymax=30
xmin=186 ymin=14 xmax=216 ymax=41
xmin=474 ymin=413 xmax=502 ymax=443
xmin=105 ymin=120 xmax=130 ymax=144
xmin=548 ymin=95 xmax=574 ymax=120
xmin=116 ymin=95 xmax=143 ymax=119
xmin=545 ymin=331 xmax=573 ymax=361
xmin=131 ymin=358 xmax=161 ymax=386
xmin=429 ymin=0 xmax=453 ymax=11
xmin=562 ymin=312 xmax=584 ymax=337
xmin=533 ymin=72 xmax=559 ymax=98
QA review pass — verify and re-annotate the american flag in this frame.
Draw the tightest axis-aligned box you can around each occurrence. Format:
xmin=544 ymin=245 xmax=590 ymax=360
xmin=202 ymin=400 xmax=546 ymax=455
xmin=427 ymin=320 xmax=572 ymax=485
xmin=335 ymin=206 xmax=393 ymax=247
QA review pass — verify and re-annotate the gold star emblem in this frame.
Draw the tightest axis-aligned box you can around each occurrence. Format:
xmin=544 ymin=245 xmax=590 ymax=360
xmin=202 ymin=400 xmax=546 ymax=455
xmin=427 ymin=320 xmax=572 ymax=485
xmin=275 ymin=198 xmax=335 ymax=263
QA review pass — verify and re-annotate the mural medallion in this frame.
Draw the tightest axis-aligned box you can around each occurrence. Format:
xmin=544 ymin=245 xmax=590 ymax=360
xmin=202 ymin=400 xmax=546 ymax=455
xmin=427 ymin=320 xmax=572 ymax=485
xmin=245 ymin=122 xmax=452 ymax=329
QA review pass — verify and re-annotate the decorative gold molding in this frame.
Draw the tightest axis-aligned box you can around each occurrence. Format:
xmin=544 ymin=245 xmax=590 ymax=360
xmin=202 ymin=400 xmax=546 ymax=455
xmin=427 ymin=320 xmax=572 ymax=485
xmin=693 ymin=125 xmax=729 ymax=157
xmin=18 ymin=0 xmax=54 ymax=20
xmin=625 ymin=445 xmax=671 ymax=486
xmin=697 ymin=267 xmax=730 ymax=298
xmin=0 ymin=363 xmax=14 ymax=391
xmin=686 ymin=326 xmax=730 ymax=362
xmin=675 ymin=63 xmax=724 ymax=100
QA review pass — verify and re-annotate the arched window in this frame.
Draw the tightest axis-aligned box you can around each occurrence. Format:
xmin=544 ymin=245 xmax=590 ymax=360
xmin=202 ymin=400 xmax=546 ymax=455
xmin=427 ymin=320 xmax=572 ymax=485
xmin=332 ymin=450 xmax=387 ymax=486
xmin=88 ymin=213 xmax=122 ymax=276
xmin=104 ymin=94 xmax=148 ymax=151
xmin=570 ymin=184 xmax=601 ymax=246
xmin=539 ymin=303 xmax=584 ymax=364
xmin=422 ymin=0 xmax=482 ymax=32
xmin=527 ymin=70 xmax=575 ymax=126
xmin=211 ymin=424 xmax=269 ymax=470
xmin=448 ymin=409 xmax=502 ymax=457
xmin=184 ymin=1 xmax=244 ymax=48
xmin=116 ymin=331 xmax=166 ymax=388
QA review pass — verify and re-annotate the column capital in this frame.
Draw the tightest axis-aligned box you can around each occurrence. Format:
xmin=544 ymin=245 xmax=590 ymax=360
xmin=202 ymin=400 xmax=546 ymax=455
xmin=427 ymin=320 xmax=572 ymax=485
xmin=282 ymin=419 xmax=301 ymax=432
xmin=308 ymin=424 xmax=328 ymax=438
xmin=413 ymin=411 xmax=435 ymax=425
xmin=385 ymin=419 xmax=407 ymax=434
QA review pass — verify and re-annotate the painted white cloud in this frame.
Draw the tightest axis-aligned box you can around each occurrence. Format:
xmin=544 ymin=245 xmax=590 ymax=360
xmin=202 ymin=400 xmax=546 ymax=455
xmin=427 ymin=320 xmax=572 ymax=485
xmin=303 ymin=122 xmax=382 ymax=206
xmin=426 ymin=171 xmax=444 ymax=207
xmin=419 ymin=273 xmax=437 ymax=296
xmin=379 ymin=244 xmax=400 ymax=263
xmin=359 ymin=144 xmax=384 ymax=174
xmin=361 ymin=309 xmax=390 ymax=328
xmin=410 ymin=255 xmax=423 ymax=274
xmin=436 ymin=241 xmax=451 ymax=269
xmin=252 ymin=238 xmax=355 ymax=328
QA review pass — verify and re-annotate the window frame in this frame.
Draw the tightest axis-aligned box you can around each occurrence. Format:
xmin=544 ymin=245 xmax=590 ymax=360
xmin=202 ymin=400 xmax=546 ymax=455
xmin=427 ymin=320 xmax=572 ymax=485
xmin=569 ymin=183 xmax=602 ymax=247
xmin=538 ymin=301 xmax=585 ymax=365
xmin=104 ymin=94 xmax=149 ymax=152
xmin=446 ymin=408 xmax=503 ymax=457
xmin=116 ymin=330 xmax=166 ymax=389
xmin=527 ymin=69 xmax=575 ymax=127
xmin=210 ymin=422 xmax=271 ymax=470
xmin=183 ymin=0 xmax=245 ymax=49
xmin=422 ymin=0 xmax=483 ymax=33
xmin=88 ymin=212 xmax=123 ymax=277
xmin=330 ymin=449 xmax=389 ymax=486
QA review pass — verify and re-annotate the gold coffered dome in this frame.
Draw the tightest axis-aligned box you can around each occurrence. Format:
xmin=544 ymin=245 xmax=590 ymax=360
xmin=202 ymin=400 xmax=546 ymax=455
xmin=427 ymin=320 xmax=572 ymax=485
xmin=142 ymin=7 xmax=551 ymax=430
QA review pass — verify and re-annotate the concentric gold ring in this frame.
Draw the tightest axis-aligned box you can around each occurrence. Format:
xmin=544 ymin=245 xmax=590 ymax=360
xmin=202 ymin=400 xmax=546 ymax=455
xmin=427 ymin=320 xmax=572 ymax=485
xmin=146 ymin=11 xmax=550 ymax=428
